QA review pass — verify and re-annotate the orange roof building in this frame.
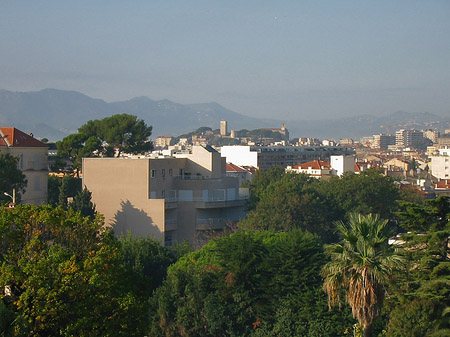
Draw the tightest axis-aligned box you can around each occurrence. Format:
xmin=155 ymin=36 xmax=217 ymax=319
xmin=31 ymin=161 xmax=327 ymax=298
xmin=0 ymin=127 xmax=48 ymax=205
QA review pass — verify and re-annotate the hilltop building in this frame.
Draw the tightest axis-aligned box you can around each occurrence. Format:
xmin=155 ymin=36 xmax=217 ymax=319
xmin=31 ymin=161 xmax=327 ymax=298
xmin=155 ymin=136 xmax=173 ymax=148
xmin=0 ymin=127 xmax=48 ymax=205
xmin=220 ymin=120 xmax=228 ymax=136
xmin=83 ymin=145 xmax=248 ymax=248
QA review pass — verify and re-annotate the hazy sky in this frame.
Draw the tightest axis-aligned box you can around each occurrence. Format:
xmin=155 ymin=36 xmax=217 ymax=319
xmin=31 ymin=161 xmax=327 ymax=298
xmin=1 ymin=1 xmax=449 ymax=120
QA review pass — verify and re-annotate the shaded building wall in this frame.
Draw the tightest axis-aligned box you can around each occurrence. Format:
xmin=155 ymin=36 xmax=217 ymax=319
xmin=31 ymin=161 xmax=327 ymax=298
xmin=82 ymin=158 xmax=165 ymax=241
xmin=1 ymin=146 xmax=48 ymax=205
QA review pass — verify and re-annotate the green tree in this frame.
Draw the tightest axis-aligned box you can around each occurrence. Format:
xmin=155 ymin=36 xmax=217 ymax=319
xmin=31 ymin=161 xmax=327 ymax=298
xmin=149 ymin=230 xmax=353 ymax=337
xmin=0 ymin=153 xmax=27 ymax=205
xmin=79 ymin=114 xmax=153 ymax=156
xmin=56 ymin=133 xmax=89 ymax=175
xmin=47 ymin=175 xmax=61 ymax=206
xmin=58 ymin=176 xmax=82 ymax=209
xmin=0 ymin=205 xmax=148 ymax=337
xmin=240 ymin=170 xmax=340 ymax=242
xmin=318 ymin=169 xmax=401 ymax=220
xmin=386 ymin=197 xmax=450 ymax=335
xmin=321 ymin=214 xmax=403 ymax=337
xmin=69 ymin=187 xmax=96 ymax=218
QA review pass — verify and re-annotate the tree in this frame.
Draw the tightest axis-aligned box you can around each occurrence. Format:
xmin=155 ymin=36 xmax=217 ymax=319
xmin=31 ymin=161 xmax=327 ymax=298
xmin=56 ymin=133 xmax=90 ymax=174
xmin=79 ymin=114 xmax=153 ymax=156
xmin=386 ymin=197 xmax=450 ymax=335
xmin=58 ymin=175 xmax=82 ymax=209
xmin=69 ymin=187 xmax=96 ymax=218
xmin=240 ymin=173 xmax=339 ymax=242
xmin=317 ymin=169 xmax=401 ymax=220
xmin=149 ymin=230 xmax=353 ymax=336
xmin=0 ymin=205 xmax=150 ymax=336
xmin=0 ymin=153 xmax=27 ymax=204
xmin=321 ymin=214 xmax=403 ymax=337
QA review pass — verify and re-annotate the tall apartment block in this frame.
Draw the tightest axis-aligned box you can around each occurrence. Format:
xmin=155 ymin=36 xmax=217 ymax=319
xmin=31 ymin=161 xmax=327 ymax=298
xmin=83 ymin=145 xmax=248 ymax=248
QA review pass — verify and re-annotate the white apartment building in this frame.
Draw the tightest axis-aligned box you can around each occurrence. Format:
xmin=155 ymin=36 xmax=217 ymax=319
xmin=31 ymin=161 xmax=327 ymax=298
xmin=430 ymin=147 xmax=450 ymax=180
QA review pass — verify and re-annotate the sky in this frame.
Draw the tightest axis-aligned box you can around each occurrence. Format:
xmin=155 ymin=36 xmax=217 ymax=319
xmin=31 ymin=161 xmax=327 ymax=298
xmin=1 ymin=1 xmax=450 ymax=120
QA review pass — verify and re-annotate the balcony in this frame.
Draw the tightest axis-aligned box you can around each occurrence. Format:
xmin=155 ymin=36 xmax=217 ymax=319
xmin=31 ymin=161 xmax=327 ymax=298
xmin=164 ymin=219 xmax=177 ymax=231
xmin=196 ymin=217 xmax=237 ymax=230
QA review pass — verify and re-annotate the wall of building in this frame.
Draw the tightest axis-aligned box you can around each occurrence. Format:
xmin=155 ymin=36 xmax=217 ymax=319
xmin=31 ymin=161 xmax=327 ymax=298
xmin=330 ymin=155 xmax=355 ymax=176
xmin=83 ymin=147 xmax=248 ymax=247
xmin=1 ymin=146 xmax=48 ymax=205
xmin=83 ymin=158 xmax=165 ymax=241
xmin=220 ymin=146 xmax=259 ymax=167
xmin=431 ymin=156 xmax=450 ymax=180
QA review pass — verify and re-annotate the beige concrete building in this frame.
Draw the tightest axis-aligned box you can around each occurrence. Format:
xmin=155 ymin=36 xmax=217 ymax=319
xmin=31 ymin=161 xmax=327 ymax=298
xmin=0 ymin=127 xmax=48 ymax=205
xmin=83 ymin=145 xmax=248 ymax=247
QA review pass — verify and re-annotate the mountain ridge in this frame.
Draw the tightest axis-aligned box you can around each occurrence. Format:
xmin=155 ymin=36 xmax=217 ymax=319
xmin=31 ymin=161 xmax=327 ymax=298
xmin=0 ymin=88 xmax=448 ymax=141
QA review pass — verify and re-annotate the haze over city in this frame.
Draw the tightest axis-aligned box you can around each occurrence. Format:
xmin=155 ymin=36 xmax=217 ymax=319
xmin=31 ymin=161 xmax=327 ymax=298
xmin=1 ymin=1 xmax=450 ymax=120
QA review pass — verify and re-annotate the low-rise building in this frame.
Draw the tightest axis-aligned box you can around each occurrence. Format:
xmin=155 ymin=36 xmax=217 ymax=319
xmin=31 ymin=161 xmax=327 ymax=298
xmin=83 ymin=145 xmax=248 ymax=248
xmin=287 ymin=155 xmax=355 ymax=179
xmin=0 ymin=127 xmax=48 ymax=205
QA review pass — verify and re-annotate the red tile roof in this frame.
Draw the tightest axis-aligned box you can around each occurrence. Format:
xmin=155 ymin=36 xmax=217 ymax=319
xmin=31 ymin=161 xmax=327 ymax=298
xmin=226 ymin=163 xmax=247 ymax=172
xmin=435 ymin=180 xmax=450 ymax=189
xmin=0 ymin=127 xmax=47 ymax=147
xmin=292 ymin=160 xmax=330 ymax=170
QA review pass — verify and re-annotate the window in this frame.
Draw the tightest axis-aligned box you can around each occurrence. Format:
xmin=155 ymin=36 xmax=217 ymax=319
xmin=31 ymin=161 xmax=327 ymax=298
xmin=151 ymin=169 xmax=156 ymax=178
xmin=162 ymin=169 xmax=165 ymax=177
xmin=169 ymin=168 xmax=173 ymax=176
xmin=161 ymin=190 xmax=165 ymax=198
xmin=34 ymin=176 xmax=40 ymax=191
xmin=179 ymin=168 xmax=184 ymax=176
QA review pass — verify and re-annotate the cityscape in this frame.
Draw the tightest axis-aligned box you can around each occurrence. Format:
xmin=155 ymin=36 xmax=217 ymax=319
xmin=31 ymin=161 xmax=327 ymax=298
xmin=1 ymin=1 xmax=449 ymax=336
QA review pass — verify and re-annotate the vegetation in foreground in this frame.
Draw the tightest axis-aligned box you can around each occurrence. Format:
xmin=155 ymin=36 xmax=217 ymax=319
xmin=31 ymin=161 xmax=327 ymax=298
xmin=0 ymin=168 xmax=449 ymax=336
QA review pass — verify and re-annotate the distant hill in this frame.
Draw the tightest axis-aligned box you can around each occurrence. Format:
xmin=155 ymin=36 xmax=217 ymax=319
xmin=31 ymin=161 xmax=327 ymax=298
xmin=0 ymin=89 xmax=279 ymax=141
xmin=0 ymin=88 xmax=448 ymax=141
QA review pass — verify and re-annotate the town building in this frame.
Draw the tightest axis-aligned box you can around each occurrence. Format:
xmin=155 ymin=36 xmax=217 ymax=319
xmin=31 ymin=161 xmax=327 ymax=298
xmin=372 ymin=134 xmax=396 ymax=149
xmin=155 ymin=136 xmax=173 ymax=148
xmin=0 ymin=127 xmax=48 ymax=205
xmin=287 ymin=155 xmax=355 ymax=179
xmin=395 ymin=129 xmax=429 ymax=149
xmin=220 ymin=145 xmax=355 ymax=170
xmin=83 ymin=145 xmax=248 ymax=248
xmin=226 ymin=163 xmax=254 ymax=186
xmin=430 ymin=147 xmax=450 ymax=180
xmin=422 ymin=129 xmax=440 ymax=144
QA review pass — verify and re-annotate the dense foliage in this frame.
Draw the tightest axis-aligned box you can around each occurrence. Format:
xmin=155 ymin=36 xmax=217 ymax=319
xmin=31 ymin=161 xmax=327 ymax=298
xmin=149 ymin=230 xmax=354 ymax=336
xmin=0 ymin=205 xmax=174 ymax=336
xmin=1 ymin=164 xmax=449 ymax=336
xmin=241 ymin=168 xmax=400 ymax=242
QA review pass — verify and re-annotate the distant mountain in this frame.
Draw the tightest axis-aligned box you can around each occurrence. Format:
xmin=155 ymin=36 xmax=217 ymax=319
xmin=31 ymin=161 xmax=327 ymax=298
xmin=0 ymin=89 xmax=279 ymax=141
xmin=0 ymin=88 xmax=448 ymax=141
xmin=288 ymin=111 xmax=449 ymax=139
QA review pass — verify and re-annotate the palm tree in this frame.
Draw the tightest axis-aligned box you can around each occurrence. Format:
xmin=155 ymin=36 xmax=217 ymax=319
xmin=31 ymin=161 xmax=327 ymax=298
xmin=321 ymin=214 xmax=403 ymax=337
